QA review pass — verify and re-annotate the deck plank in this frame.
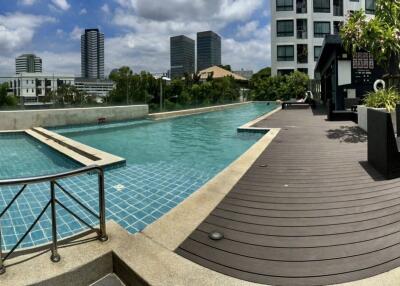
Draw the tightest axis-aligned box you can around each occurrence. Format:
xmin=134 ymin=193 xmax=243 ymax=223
xmin=176 ymin=107 xmax=400 ymax=285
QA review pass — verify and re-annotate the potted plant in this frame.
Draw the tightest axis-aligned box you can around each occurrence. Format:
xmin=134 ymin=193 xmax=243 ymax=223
xmin=358 ymin=88 xmax=400 ymax=131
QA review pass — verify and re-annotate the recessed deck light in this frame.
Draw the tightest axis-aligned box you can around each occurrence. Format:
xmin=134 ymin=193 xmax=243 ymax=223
xmin=209 ymin=231 xmax=224 ymax=241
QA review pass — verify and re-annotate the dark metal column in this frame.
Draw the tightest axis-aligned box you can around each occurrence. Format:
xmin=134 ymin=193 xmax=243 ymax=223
xmin=50 ymin=181 xmax=60 ymax=262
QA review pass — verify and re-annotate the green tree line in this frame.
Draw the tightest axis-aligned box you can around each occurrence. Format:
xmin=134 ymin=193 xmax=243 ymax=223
xmin=250 ymin=69 xmax=309 ymax=101
xmin=107 ymin=66 xmax=243 ymax=111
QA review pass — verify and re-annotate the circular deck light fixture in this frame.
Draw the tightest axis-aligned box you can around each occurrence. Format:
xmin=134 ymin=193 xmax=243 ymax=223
xmin=209 ymin=231 xmax=224 ymax=241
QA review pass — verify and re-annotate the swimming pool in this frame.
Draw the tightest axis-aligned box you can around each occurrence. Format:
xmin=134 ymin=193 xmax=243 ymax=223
xmin=0 ymin=133 xmax=80 ymax=180
xmin=0 ymin=103 xmax=277 ymax=250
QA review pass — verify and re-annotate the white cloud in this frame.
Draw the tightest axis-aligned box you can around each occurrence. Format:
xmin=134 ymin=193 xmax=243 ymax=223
xmin=101 ymin=4 xmax=110 ymax=14
xmin=51 ymin=0 xmax=70 ymax=11
xmin=79 ymin=8 xmax=87 ymax=15
xmin=236 ymin=21 xmax=259 ymax=38
xmin=39 ymin=50 xmax=80 ymax=74
xmin=0 ymin=13 xmax=55 ymax=53
xmin=69 ymin=26 xmax=83 ymax=40
xmin=19 ymin=0 xmax=38 ymax=5
xmin=104 ymin=0 xmax=269 ymax=73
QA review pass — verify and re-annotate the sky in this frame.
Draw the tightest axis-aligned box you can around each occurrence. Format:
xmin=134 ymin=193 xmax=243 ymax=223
xmin=0 ymin=0 xmax=271 ymax=77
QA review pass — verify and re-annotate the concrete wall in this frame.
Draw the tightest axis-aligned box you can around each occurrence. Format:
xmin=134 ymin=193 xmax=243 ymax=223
xmin=0 ymin=105 xmax=149 ymax=130
xmin=148 ymin=102 xmax=251 ymax=120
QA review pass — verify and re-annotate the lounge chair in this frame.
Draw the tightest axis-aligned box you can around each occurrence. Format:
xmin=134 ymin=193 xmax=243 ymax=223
xmin=282 ymin=91 xmax=315 ymax=110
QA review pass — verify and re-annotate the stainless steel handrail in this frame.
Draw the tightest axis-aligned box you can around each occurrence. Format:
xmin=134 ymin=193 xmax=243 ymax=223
xmin=0 ymin=165 xmax=108 ymax=275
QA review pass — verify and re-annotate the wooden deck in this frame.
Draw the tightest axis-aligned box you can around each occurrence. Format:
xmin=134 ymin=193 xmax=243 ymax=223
xmin=176 ymin=107 xmax=400 ymax=286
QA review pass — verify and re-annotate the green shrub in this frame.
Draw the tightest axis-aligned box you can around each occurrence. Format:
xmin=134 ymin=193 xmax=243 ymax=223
xmin=364 ymin=88 xmax=400 ymax=112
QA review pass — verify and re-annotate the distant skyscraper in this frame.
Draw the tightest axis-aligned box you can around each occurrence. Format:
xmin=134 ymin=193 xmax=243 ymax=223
xmin=15 ymin=54 xmax=42 ymax=74
xmin=170 ymin=35 xmax=195 ymax=79
xmin=81 ymin=29 xmax=104 ymax=79
xmin=197 ymin=31 xmax=221 ymax=72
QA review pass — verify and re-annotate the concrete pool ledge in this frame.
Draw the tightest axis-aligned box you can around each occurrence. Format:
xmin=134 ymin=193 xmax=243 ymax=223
xmin=142 ymin=127 xmax=281 ymax=251
xmin=26 ymin=127 xmax=125 ymax=168
xmin=237 ymin=105 xmax=282 ymax=133
xmin=148 ymin=102 xmax=253 ymax=120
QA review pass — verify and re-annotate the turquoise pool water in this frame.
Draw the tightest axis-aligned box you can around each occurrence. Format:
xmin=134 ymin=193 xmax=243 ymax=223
xmin=0 ymin=103 xmax=277 ymax=250
xmin=0 ymin=133 xmax=80 ymax=180
xmin=57 ymin=103 xmax=276 ymax=171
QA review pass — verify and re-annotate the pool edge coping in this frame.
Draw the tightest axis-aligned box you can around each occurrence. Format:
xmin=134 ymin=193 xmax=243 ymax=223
xmin=148 ymin=101 xmax=253 ymax=121
xmin=25 ymin=127 xmax=126 ymax=168
xmin=142 ymin=106 xmax=281 ymax=251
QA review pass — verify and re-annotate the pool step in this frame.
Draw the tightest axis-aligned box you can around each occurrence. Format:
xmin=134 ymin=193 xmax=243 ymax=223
xmin=90 ymin=274 xmax=126 ymax=286
xmin=26 ymin=127 xmax=126 ymax=168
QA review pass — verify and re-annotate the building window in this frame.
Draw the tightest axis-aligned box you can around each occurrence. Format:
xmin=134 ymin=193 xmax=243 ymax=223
xmin=314 ymin=46 xmax=322 ymax=61
xmin=297 ymin=44 xmax=308 ymax=63
xmin=297 ymin=19 xmax=307 ymax=39
xmin=26 ymin=80 xmax=28 ymax=84
xmin=333 ymin=0 xmax=343 ymax=16
xmin=296 ymin=0 xmax=307 ymax=13
xmin=278 ymin=69 xmax=294 ymax=76
xmin=32 ymin=89 xmax=34 ymax=92
xmin=277 ymin=45 xmax=294 ymax=61
xmin=276 ymin=0 xmax=293 ymax=11
xmin=314 ymin=22 xmax=331 ymax=38
xmin=313 ymin=0 xmax=330 ymax=12
xmin=298 ymin=68 xmax=308 ymax=74
xmin=334 ymin=21 xmax=342 ymax=35
xmin=32 ymin=80 xmax=34 ymax=84
xmin=277 ymin=20 xmax=294 ymax=37
xmin=26 ymin=89 xmax=29 ymax=93
xmin=366 ymin=0 xmax=375 ymax=14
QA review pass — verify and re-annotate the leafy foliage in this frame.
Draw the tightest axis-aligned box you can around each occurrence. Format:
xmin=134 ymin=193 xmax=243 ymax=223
xmin=364 ymin=88 xmax=400 ymax=112
xmin=251 ymin=70 xmax=309 ymax=101
xmin=340 ymin=0 xmax=400 ymax=75
xmin=0 ymin=83 xmax=18 ymax=107
xmin=107 ymin=67 xmax=242 ymax=111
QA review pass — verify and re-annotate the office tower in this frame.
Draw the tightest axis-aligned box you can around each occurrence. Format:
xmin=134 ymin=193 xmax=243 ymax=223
xmin=271 ymin=0 xmax=376 ymax=79
xmin=197 ymin=31 xmax=222 ymax=72
xmin=170 ymin=35 xmax=195 ymax=79
xmin=15 ymin=54 xmax=42 ymax=74
xmin=81 ymin=29 xmax=105 ymax=79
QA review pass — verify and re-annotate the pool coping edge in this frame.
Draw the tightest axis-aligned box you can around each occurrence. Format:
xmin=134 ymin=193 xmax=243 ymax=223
xmin=142 ymin=106 xmax=281 ymax=251
xmin=25 ymin=127 xmax=126 ymax=168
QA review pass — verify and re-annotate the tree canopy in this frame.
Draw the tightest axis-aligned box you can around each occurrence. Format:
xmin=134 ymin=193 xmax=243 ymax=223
xmin=340 ymin=0 xmax=400 ymax=77
xmin=251 ymin=70 xmax=309 ymax=101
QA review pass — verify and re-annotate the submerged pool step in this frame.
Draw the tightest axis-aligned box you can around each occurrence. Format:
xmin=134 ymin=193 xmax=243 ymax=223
xmin=26 ymin=127 xmax=126 ymax=168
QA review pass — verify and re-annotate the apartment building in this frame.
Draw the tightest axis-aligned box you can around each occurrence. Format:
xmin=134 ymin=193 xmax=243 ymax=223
xmin=271 ymin=0 xmax=376 ymax=79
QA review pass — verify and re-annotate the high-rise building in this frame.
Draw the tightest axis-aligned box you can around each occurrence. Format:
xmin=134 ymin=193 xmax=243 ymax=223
xmin=197 ymin=31 xmax=222 ymax=72
xmin=271 ymin=0 xmax=376 ymax=79
xmin=170 ymin=35 xmax=195 ymax=79
xmin=81 ymin=29 xmax=105 ymax=79
xmin=15 ymin=54 xmax=42 ymax=74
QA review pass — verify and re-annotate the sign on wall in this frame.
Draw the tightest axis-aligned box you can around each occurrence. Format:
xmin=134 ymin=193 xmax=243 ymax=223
xmin=352 ymin=52 xmax=374 ymax=84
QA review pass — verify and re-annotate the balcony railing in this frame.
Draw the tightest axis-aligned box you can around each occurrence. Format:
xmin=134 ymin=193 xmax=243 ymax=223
xmin=0 ymin=165 xmax=108 ymax=275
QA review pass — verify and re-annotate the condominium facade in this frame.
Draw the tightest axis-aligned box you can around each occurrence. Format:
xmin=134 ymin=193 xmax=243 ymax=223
xmin=271 ymin=0 xmax=376 ymax=79
xmin=15 ymin=54 xmax=42 ymax=74
xmin=6 ymin=73 xmax=74 ymax=104
xmin=197 ymin=31 xmax=222 ymax=72
xmin=74 ymin=78 xmax=115 ymax=99
xmin=81 ymin=29 xmax=105 ymax=79
xmin=170 ymin=35 xmax=195 ymax=79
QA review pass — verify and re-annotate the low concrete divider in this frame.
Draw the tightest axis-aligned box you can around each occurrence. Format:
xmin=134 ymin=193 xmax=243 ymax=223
xmin=148 ymin=102 xmax=251 ymax=120
xmin=0 ymin=105 xmax=149 ymax=130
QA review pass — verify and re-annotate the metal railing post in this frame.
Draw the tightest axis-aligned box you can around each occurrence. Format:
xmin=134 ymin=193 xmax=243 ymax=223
xmin=0 ymin=223 xmax=5 ymax=275
xmin=50 ymin=181 xmax=60 ymax=262
xmin=98 ymin=170 xmax=108 ymax=242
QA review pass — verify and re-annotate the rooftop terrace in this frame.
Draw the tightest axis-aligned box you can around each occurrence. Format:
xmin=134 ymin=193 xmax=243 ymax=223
xmin=177 ymin=106 xmax=400 ymax=285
